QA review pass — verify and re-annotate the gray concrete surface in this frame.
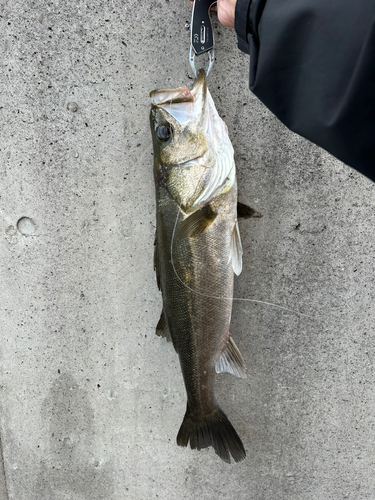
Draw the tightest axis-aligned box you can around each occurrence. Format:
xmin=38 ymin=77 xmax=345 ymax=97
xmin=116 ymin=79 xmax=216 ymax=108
xmin=1 ymin=1 xmax=375 ymax=499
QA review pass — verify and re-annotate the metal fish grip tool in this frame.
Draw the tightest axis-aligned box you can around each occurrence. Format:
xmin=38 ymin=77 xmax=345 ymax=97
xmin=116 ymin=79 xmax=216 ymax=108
xmin=189 ymin=0 xmax=216 ymax=77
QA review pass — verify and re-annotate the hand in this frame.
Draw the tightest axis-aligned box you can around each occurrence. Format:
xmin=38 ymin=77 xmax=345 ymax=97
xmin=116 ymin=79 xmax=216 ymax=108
xmin=189 ymin=0 xmax=236 ymax=29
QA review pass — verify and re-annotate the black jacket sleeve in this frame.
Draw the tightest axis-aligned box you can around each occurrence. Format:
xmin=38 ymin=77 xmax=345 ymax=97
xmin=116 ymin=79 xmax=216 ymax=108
xmin=235 ymin=0 xmax=375 ymax=182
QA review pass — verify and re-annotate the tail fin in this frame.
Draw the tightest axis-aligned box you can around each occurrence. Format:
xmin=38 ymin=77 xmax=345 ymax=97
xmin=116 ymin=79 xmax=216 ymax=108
xmin=176 ymin=405 xmax=246 ymax=463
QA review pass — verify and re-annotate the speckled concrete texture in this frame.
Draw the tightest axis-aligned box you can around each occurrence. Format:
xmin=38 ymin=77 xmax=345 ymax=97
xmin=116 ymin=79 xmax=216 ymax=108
xmin=1 ymin=1 xmax=375 ymax=499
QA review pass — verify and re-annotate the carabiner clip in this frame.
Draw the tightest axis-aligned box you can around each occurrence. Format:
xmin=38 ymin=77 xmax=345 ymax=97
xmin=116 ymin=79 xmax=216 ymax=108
xmin=189 ymin=0 xmax=216 ymax=77
xmin=189 ymin=46 xmax=215 ymax=78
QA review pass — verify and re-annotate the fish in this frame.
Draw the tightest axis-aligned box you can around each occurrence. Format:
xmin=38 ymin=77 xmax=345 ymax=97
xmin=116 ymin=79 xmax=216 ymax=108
xmin=150 ymin=69 xmax=251 ymax=463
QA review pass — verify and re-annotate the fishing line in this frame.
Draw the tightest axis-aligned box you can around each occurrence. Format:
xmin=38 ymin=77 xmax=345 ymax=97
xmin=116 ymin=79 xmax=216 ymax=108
xmin=169 ymin=206 xmax=311 ymax=318
xmin=168 ymin=167 xmax=311 ymax=319
xmin=162 ymin=88 xmax=310 ymax=319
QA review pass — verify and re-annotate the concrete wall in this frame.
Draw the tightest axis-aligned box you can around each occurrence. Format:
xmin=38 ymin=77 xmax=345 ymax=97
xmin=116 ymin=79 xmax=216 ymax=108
xmin=1 ymin=1 xmax=375 ymax=499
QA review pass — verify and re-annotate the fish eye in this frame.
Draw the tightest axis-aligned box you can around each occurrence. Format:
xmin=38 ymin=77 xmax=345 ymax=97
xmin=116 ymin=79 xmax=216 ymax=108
xmin=157 ymin=123 xmax=173 ymax=142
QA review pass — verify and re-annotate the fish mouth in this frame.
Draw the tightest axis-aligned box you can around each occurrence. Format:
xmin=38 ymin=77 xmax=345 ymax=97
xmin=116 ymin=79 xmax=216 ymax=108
xmin=150 ymin=70 xmax=207 ymax=125
xmin=150 ymin=70 xmax=206 ymax=105
xmin=150 ymin=86 xmax=194 ymax=106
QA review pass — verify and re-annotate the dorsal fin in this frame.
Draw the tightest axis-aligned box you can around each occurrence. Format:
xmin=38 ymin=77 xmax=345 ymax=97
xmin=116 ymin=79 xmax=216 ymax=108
xmin=155 ymin=310 xmax=172 ymax=343
xmin=154 ymin=234 xmax=161 ymax=290
xmin=155 ymin=310 xmax=178 ymax=352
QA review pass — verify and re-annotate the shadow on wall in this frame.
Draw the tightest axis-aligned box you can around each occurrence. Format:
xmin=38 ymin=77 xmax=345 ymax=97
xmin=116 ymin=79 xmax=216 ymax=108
xmin=36 ymin=372 xmax=114 ymax=500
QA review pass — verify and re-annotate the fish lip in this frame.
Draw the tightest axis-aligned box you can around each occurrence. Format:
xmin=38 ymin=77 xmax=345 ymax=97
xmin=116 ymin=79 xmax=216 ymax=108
xmin=150 ymin=87 xmax=194 ymax=106
xmin=150 ymin=70 xmax=207 ymax=108
xmin=190 ymin=69 xmax=206 ymax=97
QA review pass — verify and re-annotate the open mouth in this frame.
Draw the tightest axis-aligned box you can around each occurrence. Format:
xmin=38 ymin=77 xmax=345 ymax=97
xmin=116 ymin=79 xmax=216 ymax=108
xmin=150 ymin=70 xmax=206 ymax=108
xmin=150 ymin=87 xmax=194 ymax=106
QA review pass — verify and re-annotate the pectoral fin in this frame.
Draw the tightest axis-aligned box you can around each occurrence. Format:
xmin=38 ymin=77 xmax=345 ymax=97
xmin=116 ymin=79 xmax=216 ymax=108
xmin=216 ymin=334 xmax=246 ymax=379
xmin=237 ymin=201 xmax=262 ymax=219
xmin=229 ymin=221 xmax=243 ymax=276
xmin=175 ymin=205 xmax=217 ymax=240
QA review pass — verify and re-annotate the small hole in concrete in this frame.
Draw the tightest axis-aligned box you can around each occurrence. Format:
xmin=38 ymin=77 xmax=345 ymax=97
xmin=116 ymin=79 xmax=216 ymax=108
xmin=67 ymin=101 xmax=79 ymax=112
xmin=17 ymin=217 xmax=36 ymax=236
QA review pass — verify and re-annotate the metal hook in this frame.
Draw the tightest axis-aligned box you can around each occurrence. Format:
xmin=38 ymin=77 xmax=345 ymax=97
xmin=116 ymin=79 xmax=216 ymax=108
xmin=189 ymin=46 xmax=215 ymax=78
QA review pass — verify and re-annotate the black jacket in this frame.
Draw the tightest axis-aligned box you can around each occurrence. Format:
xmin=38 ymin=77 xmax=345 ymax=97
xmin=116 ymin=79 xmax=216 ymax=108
xmin=235 ymin=0 xmax=375 ymax=181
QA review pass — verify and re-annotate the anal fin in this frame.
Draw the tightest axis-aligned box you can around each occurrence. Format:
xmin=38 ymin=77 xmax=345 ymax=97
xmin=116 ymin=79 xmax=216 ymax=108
xmin=216 ymin=334 xmax=246 ymax=379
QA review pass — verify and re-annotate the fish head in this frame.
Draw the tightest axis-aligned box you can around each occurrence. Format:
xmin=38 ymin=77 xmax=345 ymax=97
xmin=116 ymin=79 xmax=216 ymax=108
xmin=150 ymin=70 xmax=233 ymax=213
xmin=150 ymin=69 xmax=208 ymax=167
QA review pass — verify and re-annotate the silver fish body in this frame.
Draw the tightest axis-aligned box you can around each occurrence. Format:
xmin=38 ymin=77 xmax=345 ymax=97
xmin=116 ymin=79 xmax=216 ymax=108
xmin=150 ymin=70 xmax=246 ymax=463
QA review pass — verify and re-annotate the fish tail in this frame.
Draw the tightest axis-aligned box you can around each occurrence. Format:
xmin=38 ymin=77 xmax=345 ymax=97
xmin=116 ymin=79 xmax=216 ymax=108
xmin=176 ymin=404 xmax=246 ymax=463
